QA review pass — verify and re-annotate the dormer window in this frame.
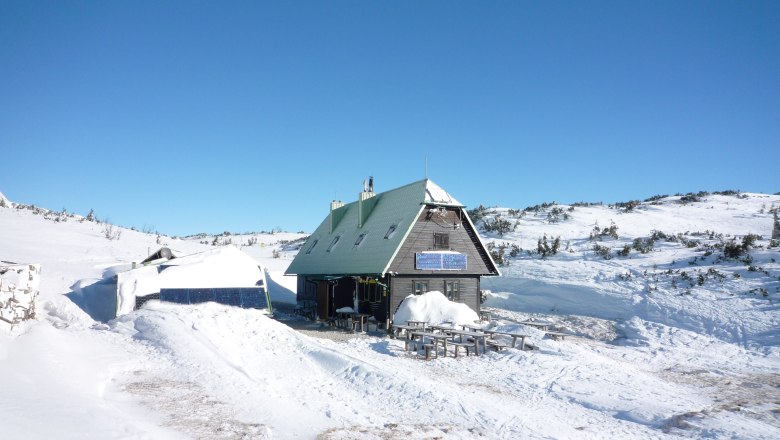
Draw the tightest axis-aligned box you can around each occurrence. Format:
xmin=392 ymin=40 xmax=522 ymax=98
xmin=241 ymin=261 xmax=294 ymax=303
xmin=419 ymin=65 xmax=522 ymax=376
xmin=355 ymin=233 xmax=367 ymax=246
xmin=384 ymin=225 xmax=397 ymax=239
xmin=306 ymin=239 xmax=319 ymax=254
xmin=326 ymin=236 xmax=341 ymax=252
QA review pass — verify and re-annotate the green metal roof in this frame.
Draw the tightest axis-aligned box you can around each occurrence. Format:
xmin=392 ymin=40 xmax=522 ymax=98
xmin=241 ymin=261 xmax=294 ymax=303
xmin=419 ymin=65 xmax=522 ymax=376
xmin=285 ymin=179 xmax=462 ymax=276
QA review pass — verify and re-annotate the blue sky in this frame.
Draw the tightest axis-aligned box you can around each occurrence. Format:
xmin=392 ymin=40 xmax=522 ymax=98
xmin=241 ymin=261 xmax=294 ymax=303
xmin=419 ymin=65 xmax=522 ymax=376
xmin=1 ymin=1 xmax=778 ymax=236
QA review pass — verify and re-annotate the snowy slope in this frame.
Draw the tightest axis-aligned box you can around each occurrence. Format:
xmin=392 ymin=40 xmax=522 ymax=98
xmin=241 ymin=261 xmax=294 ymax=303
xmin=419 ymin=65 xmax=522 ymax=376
xmin=479 ymin=193 xmax=780 ymax=352
xmin=1 ymin=192 xmax=779 ymax=439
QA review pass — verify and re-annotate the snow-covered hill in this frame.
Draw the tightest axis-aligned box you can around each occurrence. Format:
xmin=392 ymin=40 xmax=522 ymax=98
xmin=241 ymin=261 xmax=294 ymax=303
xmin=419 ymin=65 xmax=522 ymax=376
xmin=475 ymin=192 xmax=780 ymax=353
xmin=1 ymin=191 xmax=778 ymax=439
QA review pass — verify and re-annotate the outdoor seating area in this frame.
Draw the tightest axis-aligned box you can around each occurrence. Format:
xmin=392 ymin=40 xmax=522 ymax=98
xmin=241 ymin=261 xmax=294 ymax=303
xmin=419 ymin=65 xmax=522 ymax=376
xmin=392 ymin=320 xmax=529 ymax=360
xmin=326 ymin=310 xmax=377 ymax=333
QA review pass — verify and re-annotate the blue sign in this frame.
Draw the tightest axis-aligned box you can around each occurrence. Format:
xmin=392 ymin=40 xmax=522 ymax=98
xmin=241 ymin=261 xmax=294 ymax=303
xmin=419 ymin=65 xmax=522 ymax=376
xmin=415 ymin=252 xmax=467 ymax=270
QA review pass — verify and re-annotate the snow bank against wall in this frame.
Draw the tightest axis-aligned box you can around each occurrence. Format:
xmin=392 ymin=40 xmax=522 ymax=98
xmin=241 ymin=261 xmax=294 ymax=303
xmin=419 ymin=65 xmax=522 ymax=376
xmin=0 ymin=262 xmax=40 ymax=326
xmin=393 ymin=290 xmax=479 ymax=325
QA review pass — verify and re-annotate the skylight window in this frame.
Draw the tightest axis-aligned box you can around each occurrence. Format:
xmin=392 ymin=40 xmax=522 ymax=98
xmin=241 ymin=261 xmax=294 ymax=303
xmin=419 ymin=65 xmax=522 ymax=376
xmin=326 ymin=236 xmax=341 ymax=252
xmin=306 ymin=238 xmax=319 ymax=254
xmin=355 ymin=233 xmax=367 ymax=246
xmin=384 ymin=225 xmax=397 ymax=239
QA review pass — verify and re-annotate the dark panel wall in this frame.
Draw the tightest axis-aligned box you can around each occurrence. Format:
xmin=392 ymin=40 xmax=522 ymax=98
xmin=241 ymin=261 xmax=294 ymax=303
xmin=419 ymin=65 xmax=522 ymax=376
xmin=387 ymin=207 xmax=493 ymax=275
xmin=297 ymin=277 xmax=316 ymax=302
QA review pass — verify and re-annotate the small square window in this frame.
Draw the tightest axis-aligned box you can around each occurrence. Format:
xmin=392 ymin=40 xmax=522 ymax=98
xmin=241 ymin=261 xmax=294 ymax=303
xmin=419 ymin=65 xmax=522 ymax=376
xmin=445 ymin=281 xmax=460 ymax=301
xmin=434 ymin=232 xmax=449 ymax=249
xmin=413 ymin=281 xmax=429 ymax=295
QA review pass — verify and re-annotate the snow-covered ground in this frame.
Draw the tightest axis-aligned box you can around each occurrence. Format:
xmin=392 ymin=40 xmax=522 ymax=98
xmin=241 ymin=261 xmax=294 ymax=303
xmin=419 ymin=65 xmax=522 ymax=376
xmin=1 ymin=192 xmax=778 ymax=439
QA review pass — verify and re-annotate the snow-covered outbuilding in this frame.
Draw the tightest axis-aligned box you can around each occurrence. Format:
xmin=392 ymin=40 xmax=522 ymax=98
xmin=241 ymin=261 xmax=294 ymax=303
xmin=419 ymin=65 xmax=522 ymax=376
xmin=285 ymin=178 xmax=499 ymax=326
xmin=116 ymin=246 xmax=270 ymax=316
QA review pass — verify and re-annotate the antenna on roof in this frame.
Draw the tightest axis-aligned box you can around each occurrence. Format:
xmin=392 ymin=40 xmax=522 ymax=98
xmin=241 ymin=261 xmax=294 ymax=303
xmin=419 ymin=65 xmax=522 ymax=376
xmin=425 ymin=155 xmax=428 ymax=179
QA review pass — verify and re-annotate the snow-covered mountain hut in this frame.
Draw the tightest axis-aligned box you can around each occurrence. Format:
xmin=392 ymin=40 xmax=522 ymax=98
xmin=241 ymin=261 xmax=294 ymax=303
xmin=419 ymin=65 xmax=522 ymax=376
xmin=285 ymin=178 xmax=499 ymax=326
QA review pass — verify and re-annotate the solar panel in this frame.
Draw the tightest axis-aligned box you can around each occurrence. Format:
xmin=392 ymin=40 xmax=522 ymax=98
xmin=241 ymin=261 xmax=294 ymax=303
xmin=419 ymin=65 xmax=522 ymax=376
xmin=415 ymin=252 xmax=467 ymax=270
xmin=157 ymin=287 xmax=269 ymax=310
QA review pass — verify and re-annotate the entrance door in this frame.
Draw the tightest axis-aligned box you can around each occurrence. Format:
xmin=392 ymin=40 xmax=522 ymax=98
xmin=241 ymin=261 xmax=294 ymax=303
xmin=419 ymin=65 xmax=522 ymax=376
xmin=316 ymin=282 xmax=330 ymax=320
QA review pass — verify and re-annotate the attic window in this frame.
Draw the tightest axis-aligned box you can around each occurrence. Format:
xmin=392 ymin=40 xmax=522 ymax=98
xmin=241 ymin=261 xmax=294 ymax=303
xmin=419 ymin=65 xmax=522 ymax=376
xmin=306 ymin=239 xmax=319 ymax=254
xmin=355 ymin=233 xmax=367 ymax=246
xmin=326 ymin=236 xmax=341 ymax=252
xmin=384 ymin=225 xmax=397 ymax=239
xmin=433 ymin=232 xmax=449 ymax=249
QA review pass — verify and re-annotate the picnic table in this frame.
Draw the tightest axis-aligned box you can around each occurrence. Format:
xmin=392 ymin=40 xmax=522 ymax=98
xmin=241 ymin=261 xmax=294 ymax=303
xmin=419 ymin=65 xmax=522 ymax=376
xmin=545 ymin=331 xmax=569 ymax=341
xmin=459 ymin=323 xmax=484 ymax=332
xmin=409 ymin=331 xmax=452 ymax=358
xmin=296 ymin=300 xmax=316 ymax=319
xmin=350 ymin=313 xmax=372 ymax=332
xmin=406 ymin=320 xmax=427 ymax=330
xmin=482 ymin=329 xmax=527 ymax=351
xmin=519 ymin=321 xmax=554 ymax=331
xmin=429 ymin=324 xmax=456 ymax=333
xmin=391 ymin=324 xmax=419 ymax=346
xmin=445 ymin=329 xmax=487 ymax=356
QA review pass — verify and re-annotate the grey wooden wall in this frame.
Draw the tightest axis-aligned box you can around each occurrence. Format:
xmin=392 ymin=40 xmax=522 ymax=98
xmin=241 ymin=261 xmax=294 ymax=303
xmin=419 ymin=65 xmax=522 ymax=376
xmin=387 ymin=207 xmax=495 ymax=275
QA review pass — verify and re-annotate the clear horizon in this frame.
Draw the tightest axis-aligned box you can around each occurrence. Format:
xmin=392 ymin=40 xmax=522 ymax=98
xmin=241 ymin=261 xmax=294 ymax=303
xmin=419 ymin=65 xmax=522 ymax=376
xmin=2 ymin=1 xmax=778 ymax=236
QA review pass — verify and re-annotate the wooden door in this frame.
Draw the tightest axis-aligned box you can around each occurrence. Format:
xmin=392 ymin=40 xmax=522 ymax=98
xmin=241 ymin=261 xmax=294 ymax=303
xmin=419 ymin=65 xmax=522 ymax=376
xmin=316 ymin=282 xmax=330 ymax=320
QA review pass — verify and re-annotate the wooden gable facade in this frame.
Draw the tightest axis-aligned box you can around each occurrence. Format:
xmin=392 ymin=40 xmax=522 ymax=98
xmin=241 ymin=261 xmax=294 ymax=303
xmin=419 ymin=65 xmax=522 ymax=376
xmin=285 ymin=179 xmax=499 ymax=326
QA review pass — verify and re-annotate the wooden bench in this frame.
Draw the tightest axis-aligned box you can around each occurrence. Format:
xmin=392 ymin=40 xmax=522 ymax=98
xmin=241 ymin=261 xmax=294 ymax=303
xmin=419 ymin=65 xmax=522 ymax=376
xmin=420 ymin=343 xmax=437 ymax=360
xmin=449 ymin=340 xmax=474 ymax=357
xmin=545 ymin=331 xmax=569 ymax=341
xmin=485 ymin=339 xmax=511 ymax=351
xmin=520 ymin=321 xmax=553 ymax=331
xmin=483 ymin=330 xmax=527 ymax=351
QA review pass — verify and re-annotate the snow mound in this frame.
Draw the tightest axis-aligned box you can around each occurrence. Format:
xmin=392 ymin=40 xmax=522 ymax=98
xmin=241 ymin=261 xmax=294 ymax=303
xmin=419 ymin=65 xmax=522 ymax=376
xmin=392 ymin=291 xmax=479 ymax=325
xmin=116 ymin=246 xmax=263 ymax=315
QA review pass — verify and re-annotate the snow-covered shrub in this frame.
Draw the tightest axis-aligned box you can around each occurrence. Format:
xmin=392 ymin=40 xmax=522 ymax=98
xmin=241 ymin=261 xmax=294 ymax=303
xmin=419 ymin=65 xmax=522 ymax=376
xmin=467 ymin=204 xmax=488 ymax=222
xmin=644 ymin=194 xmax=668 ymax=202
xmin=547 ymin=206 xmax=569 ymax=223
xmin=483 ymin=215 xmax=514 ymax=236
xmin=632 ymin=237 xmax=655 ymax=253
xmin=592 ymin=243 xmax=612 ymax=259
xmin=537 ymin=234 xmax=560 ymax=258
xmin=723 ymin=234 xmax=760 ymax=259
xmin=102 ymin=223 xmax=122 ymax=240
xmin=590 ymin=222 xmax=619 ymax=241
xmin=614 ymin=200 xmax=641 ymax=212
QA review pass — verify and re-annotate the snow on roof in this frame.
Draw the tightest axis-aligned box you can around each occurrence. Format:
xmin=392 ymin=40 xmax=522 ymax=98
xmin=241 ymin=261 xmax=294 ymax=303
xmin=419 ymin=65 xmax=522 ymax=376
xmin=116 ymin=246 xmax=263 ymax=316
xmin=392 ymin=290 xmax=479 ymax=325
xmin=424 ymin=179 xmax=462 ymax=207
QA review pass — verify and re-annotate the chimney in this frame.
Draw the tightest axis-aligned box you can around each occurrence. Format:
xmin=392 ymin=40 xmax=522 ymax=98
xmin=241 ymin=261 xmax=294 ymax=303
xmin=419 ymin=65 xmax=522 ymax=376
xmin=358 ymin=177 xmax=377 ymax=228
xmin=330 ymin=200 xmax=345 ymax=233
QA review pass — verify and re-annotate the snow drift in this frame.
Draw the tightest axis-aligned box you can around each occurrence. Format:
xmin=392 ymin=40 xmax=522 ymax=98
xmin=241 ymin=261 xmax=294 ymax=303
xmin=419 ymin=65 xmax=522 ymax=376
xmin=392 ymin=290 xmax=479 ymax=325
